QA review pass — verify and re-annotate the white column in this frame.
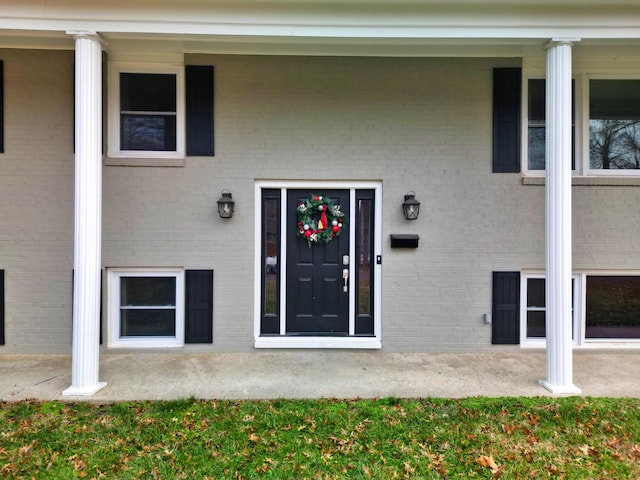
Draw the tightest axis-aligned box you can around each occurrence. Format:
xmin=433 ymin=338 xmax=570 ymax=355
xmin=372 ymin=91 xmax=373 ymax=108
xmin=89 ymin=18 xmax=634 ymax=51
xmin=63 ymin=32 xmax=107 ymax=396
xmin=540 ymin=39 xmax=581 ymax=395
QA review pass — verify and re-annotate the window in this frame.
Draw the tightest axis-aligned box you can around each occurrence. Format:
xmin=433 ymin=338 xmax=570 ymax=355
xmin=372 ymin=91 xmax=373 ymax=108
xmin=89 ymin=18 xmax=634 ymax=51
xmin=586 ymin=276 xmax=640 ymax=339
xmin=109 ymin=64 xmax=185 ymax=159
xmin=524 ymin=277 xmax=546 ymax=338
xmin=523 ymin=72 xmax=640 ymax=176
xmin=589 ymin=80 xmax=640 ymax=171
xmin=520 ymin=273 xmax=640 ymax=346
xmin=521 ymin=274 xmax=577 ymax=345
xmin=526 ymin=79 xmax=575 ymax=172
xmin=120 ymin=73 xmax=177 ymax=151
xmin=108 ymin=269 xmax=184 ymax=348
xmin=0 ymin=60 xmax=4 ymax=154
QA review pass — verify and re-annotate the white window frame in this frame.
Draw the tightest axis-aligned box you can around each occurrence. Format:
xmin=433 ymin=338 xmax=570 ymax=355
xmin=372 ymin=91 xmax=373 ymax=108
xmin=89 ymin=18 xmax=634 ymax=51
xmin=107 ymin=268 xmax=185 ymax=348
xmin=584 ymin=75 xmax=640 ymax=177
xmin=520 ymin=272 xmax=581 ymax=348
xmin=253 ymin=180 xmax=383 ymax=349
xmin=108 ymin=62 xmax=185 ymax=159
xmin=522 ymin=69 xmax=640 ymax=177
xmin=580 ymin=272 xmax=640 ymax=347
xmin=521 ymin=271 xmax=640 ymax=348
xmin=522 ymin=75 xmax=583 ymax=177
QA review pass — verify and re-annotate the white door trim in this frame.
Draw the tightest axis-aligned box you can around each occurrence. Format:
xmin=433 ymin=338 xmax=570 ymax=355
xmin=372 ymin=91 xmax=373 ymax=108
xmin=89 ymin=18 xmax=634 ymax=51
xmin=254 ymin=180 xmax=382 ymax=349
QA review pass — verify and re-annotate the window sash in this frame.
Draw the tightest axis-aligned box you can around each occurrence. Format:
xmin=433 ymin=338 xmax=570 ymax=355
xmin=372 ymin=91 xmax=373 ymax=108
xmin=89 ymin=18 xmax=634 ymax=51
xmin=521 ymin=274 xmax=577 ymax=344
xmin=589 ymin=79 xmax=640 ymax=171
xmin=524 ymin=74 xmax=640 ymax=176
xmin=108 ymin=63 xmax=185 ymax=159
xmin=108 ymin=269 xmax=184 ymax=348
xmin=585 ymin=275 xmax=640 ymax=339
xmin=525 ymin=78 xmax=576 ymax=172
xmin=521 ymin=272 xmax=640 ymax=346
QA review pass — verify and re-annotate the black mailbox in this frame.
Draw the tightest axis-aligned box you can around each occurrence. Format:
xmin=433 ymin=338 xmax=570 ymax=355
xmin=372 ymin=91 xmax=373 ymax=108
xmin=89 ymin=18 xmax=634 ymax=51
xmin=390 ymin=234 xmax=419 ymax=248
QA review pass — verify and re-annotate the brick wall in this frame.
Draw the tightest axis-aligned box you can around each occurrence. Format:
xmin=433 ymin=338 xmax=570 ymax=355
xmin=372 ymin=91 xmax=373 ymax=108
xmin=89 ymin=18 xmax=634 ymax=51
xmin=3 ymin=51 xmax=640 ymax=353
xmin=0 ymin=49 xmax=75 ymax=352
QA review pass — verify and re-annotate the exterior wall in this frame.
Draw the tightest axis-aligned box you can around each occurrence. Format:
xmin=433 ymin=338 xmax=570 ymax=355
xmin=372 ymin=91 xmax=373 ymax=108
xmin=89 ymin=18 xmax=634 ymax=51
xmin=0 ymin=49 xmax=75 ymax=353
xmin=3 ymin=50 xmax=640 ymax=353
xmin=104 ymin=54 xmax=535 ymax=352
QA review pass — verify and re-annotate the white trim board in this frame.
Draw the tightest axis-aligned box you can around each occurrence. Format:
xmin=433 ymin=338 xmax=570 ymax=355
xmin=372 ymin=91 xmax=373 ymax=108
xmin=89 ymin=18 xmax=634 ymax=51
xmin=253 ymin=180 xmax=383 ymax=349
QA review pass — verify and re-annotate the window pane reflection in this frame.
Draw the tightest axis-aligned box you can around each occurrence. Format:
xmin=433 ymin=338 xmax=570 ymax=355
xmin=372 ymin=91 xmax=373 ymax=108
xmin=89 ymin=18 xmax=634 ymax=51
xmin=526 ymin=311 xmax=546 ymax=338
xmin=121 ymin=114 xmax=177 ymax=151
xmin=528 ymin=78 xmax=575 ymax=170
xmin=119 ymin=276 xmax=177 ymax=338
xmin=589 ymin=80 xmax=640 ymax=170
xmin=358 ymin=199 xmax=372 ymax=316
xmin=263 ymin=197 xmax=279 ymax=316
xmin=120 ymin=73 xmax=177 ymax=152
xmin=525 ymin=277 xmax=575 ymax=341
xmin=586 ymin=276 xmax=640 ymax=338
xmin=121 ymin=277 xmax=176 ymax=306
xmin=121 ymin=310 xmax=176 ymax=337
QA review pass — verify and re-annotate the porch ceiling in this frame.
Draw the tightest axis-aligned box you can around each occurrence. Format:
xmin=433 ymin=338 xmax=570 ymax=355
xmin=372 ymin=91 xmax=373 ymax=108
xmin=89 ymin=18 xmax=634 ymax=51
xmin=1 ymin=0 xmax=640 ymax=56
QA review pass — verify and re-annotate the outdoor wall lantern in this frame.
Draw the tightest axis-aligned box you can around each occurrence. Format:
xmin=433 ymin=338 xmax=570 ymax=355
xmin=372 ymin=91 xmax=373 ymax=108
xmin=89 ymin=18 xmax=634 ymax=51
xmin=217 ymin=190 xmax=235 ymax=219
xmin=402 ymin=191 xmax=420 ymax=220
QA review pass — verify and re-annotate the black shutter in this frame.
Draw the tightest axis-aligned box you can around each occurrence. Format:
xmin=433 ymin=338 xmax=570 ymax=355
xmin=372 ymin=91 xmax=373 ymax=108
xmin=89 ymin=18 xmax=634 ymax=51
xmin=492 ymin=271 xmax=520 ymax=344
xmin=186 ymin=66 xmax=214 ymax=156
xmin=0 ymin=60 xmax=4 ymax=153
xmin=0 ymin=270 xmax=4 ymax=345
xmin=185 ymin=270 xmax=213 ymax=343
xmin=493 ymin=68 xmax=521 ymax=173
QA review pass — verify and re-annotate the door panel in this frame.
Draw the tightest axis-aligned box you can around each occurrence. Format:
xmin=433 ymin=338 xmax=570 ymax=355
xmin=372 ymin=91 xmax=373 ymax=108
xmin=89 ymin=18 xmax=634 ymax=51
xmin=286 ymin=189 xmax=350 ymax=334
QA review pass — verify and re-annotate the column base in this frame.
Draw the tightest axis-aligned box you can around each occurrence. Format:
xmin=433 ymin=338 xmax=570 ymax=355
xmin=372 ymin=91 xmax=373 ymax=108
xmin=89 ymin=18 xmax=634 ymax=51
xmin=63 ymin=381 xmax=107 ymax=397
xmin=538 ymin=379 xmax=581 ymax=395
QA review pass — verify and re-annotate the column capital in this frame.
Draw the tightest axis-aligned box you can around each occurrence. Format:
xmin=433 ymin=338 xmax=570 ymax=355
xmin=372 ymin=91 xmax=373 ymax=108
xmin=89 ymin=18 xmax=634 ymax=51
xmin=545 ymin=38 xmax=581 ymax=49
xmin=66 ymin=30 xmax=106 ymax=45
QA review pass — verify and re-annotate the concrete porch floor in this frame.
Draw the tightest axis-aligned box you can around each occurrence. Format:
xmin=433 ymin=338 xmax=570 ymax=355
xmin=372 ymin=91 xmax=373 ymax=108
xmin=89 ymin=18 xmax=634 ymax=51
xmin=1 ymin=351 xmax=639 ymax=402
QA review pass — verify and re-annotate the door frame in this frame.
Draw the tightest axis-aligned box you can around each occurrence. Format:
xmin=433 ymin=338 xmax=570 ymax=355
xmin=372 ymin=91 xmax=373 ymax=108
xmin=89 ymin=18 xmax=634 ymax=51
xmin=254 ymin=180 xmax=382 ymax=349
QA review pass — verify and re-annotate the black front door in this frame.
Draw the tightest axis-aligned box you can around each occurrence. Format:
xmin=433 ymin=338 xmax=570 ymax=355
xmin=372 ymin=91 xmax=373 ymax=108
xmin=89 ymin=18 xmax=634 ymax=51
xmin=286 ymin=189 xmax=350 ymax=334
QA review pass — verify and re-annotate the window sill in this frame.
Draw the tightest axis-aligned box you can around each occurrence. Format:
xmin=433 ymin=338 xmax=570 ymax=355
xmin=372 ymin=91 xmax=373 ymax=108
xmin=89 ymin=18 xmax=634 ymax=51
xmin=255 ymin=336 xmax=381 ymax=349
xmin=522 ymin=176 xmax=640 ymax=186
xmin=107 ymin=339 xmax=184 ymax=349
xmin=104 ymin=156 xmax=185 ymax=167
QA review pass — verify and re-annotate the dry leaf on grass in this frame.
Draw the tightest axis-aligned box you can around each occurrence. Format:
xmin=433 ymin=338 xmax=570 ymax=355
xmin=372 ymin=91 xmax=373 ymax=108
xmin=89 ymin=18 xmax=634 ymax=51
xmin=477 ymin=455 xmax=501 ymax=474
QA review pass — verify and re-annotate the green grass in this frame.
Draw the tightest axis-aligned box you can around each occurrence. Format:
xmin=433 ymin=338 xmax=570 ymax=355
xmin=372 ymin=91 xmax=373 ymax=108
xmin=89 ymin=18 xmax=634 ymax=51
xmin=1 ymin=397 xmax=639 ymax=479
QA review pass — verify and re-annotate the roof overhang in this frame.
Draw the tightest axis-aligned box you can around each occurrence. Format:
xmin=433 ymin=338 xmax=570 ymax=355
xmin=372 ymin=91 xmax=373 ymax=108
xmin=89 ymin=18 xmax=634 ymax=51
xmin=1 ymin=0 xmax=640 ymax=56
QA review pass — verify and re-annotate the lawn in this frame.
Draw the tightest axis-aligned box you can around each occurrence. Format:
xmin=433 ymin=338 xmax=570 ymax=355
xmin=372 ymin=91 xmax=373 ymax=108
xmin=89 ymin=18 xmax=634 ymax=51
xmin=1 ymin=397 xmax=639 ymax=479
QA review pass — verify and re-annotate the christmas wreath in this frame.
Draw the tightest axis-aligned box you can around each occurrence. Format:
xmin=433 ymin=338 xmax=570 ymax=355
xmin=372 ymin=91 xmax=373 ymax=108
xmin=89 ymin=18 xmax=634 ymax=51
xmin=297 ymin=194 xmax=346 ymax=247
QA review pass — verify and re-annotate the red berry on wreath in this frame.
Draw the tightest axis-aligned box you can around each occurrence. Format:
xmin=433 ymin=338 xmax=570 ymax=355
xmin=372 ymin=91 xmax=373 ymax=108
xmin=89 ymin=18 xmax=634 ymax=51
xmin=304 ymin=230 xmax=311 ymax=237
xmin=332 ymin=225 xmax=339 ymax=232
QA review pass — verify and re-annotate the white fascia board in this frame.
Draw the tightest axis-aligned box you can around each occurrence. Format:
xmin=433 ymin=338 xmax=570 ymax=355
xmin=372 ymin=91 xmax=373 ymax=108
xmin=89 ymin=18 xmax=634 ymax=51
xmin=2 ymin=0 xmax=640 ymax=39
xmin=3 ymin=17 xmax=640 ymax=40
